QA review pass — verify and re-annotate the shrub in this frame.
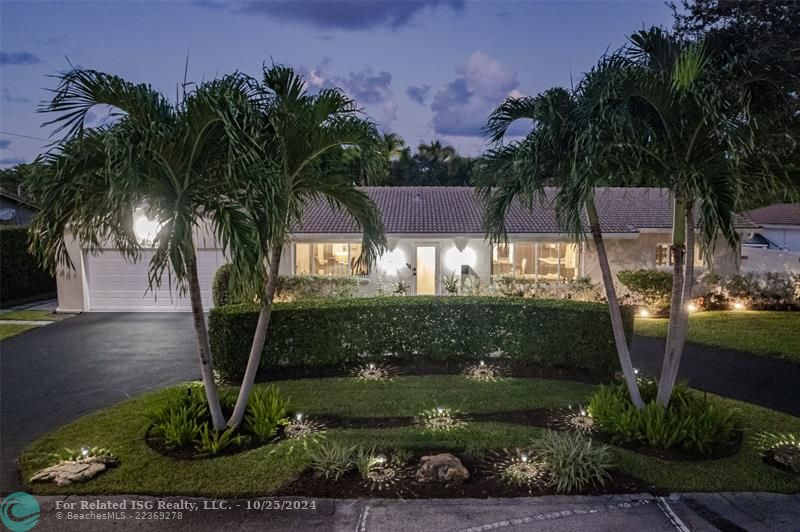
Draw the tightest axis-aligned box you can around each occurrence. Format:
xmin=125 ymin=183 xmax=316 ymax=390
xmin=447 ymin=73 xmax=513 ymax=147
xmin=492 ymin=275 xmax=602 ymax=302
xmin=209 ymin=297 xmax=633 ymax=379
xmin=275 ymin=275 xmax=360 ymax=302
xmin=0 ymin=226 xmax=56 ymax=306
xmin=531 ymin=430 xmax=613 ymax=494
xmin=245 ymin=385 xmax=290 ymax=442
xmin=617 ymin=270 xmax=673 ymax=311
xmin=353 ymin=445 xmax=378 ymax=479
xmin=442 ymin=274 xmax=459 ymax=295
xmin=148 ymin=388 xmax=208 ymax=449
xmin=194 ymin=424 xmax=244 ymax=458
xmin=212 ymin=263 xmax=235 ymax=307
xmin=588 ymin=380 xmax=740 ymax=455
xmin=308 ymin=441 xmax=355 ymax=480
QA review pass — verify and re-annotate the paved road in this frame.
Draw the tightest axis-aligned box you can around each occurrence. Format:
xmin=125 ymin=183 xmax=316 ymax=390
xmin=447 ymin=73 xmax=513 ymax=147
xmin=26 ymin=493 xmax=800 ymax=531
xmin=631 ymin=335 xmax=800 ymax=417
xmin=0 ymin=313 xmax=198 ymax=493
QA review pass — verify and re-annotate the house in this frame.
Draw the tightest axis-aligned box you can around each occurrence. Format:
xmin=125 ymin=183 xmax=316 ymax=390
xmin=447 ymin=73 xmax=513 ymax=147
xmin=740 ymin=203 xmax=800 ymax=273
xmin=0 ymin=189 xmax=36 ymax=225
xmin=53 ymin=187 xmax=751 ymax=312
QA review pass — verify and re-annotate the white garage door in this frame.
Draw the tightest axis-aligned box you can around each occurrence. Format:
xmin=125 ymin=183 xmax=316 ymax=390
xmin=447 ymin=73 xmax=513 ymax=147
xmin=84 ymin=250 xmax=226 ymax=311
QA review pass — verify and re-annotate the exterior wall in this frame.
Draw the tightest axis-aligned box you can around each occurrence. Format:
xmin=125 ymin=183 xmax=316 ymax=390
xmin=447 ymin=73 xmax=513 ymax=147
xmin=741 ymin=247 xmax=800 ymax=273
xmin=759 ymin=226 xmax=800 ymax=251
xmin=0 ymin=197 xmax=34 ymax=225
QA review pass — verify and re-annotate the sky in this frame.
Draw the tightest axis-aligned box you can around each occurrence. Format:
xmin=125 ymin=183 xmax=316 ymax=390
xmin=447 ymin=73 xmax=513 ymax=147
xmin=0 ymin=0 xmax=675 ymax=168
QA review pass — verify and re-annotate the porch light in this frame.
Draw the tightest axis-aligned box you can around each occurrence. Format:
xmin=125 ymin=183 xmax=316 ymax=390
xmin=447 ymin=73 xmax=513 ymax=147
xmin=444 ymin=246 xmax=476 ymax=271
xmin=133 ymin=209 xmax=162 ymax=246
xmin=378 ymin=249 xmax=406 ymax=275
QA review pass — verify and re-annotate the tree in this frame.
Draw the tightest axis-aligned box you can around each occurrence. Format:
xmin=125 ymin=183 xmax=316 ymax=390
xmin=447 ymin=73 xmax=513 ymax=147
xmin=589 ymin=27 xmax=796 ymax=405
xmin=29 ymin=70 xmax=260 ymax=429
xmin=475 ymin=83 xmax=645 ymax=409
xmin=225 ymin=65 xmax=387 ymax=427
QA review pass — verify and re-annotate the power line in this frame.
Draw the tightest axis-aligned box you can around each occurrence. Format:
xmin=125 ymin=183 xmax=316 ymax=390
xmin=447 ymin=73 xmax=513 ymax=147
xmin=0 ymin=130 xmax=51 ymax=142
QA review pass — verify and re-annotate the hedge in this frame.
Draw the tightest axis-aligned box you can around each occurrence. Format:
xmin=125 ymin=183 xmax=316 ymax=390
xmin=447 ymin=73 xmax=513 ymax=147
xmin=209 ymin=296 xmax=634 ymax=379
xmin=0 ymin=226 xmax=56 ymax=307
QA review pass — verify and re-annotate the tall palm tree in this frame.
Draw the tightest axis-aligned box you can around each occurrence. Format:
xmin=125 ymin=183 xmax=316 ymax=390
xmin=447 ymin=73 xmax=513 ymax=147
xmin=225 ymin=66 xmax=386 ymax=427
xmin=418 ymin=140 xmax=456 ymax=163
xmin=588 ymin=28 xmax=796 ymax=405
xmin=29 ymin=70 xmax=260 ymax=429
xmin=476 ymin=83 xmax=644 ymax=409
xmin=381 ymin=132 xmax=406 ymax=160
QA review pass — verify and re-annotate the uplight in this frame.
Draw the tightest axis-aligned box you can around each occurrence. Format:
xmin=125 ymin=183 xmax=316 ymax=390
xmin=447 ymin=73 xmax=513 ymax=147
xmin=638 ymin=308 xmax=650 ymax=318
xmin=687 ymin=303 xmax=697 ymax=312
xmin=733 ymin=302 xmax=744 ymax=310
xmin=295 ymin=412 xmax=304 ymax=422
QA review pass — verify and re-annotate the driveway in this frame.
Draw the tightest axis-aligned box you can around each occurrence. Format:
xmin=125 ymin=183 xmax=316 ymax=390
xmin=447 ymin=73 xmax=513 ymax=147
xmin=0 ymin=313 xmax=198 ymax=493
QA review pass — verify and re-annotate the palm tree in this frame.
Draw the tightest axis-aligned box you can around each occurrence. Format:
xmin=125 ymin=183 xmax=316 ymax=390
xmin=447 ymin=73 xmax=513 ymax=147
xmin=381 ymin=132 xmax=406 ymax=160
xmin=29 ymin=69 xmax=260 ymax=429
xmin=225 ymin=65 xmax=387 ymax=427
xmin=588 ymin=28 xmax=797 ymax=405
xmin=418 ymin=140 xmax=456 ymax=163
xmin=476 ymin=83 xmax=644 ymax=409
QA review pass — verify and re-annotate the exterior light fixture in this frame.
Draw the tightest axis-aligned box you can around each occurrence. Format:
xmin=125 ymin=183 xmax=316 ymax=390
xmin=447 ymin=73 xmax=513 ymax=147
xmin=687 ymin=303 xmax=697 ymax=312
xmin=436 ymin=406 xmax=444 ymax=415
xmin=375 ymin=454 xmax=387 ymax=466
xmin=520 ymin=452 xmax=529 ymax=463
xmin=378 ymin=249 xmax=407 ymax=276
xmin=638 ymin=308 xmax=650 ymax=318
xmin=132 ymin=209 xmax=162 ymax=246
xmin=733 ymin=302 xmax=744 ymax=310
xmin=295 ymin=412 xmax=304 ymax=422
xmin=81 ymin=447 xmax=89 ymax=458
xmin=634 ymin=367 xmax=640 ymax=375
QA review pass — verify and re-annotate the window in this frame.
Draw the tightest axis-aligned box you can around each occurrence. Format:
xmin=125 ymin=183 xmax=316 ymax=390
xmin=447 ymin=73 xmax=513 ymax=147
xmin=491 ymin=242 xmax=579 ymax=280
xmin=655 ymin=243 xmax=705 ymax=268
xmin=294 ymin=243 xmax=368 ymax=276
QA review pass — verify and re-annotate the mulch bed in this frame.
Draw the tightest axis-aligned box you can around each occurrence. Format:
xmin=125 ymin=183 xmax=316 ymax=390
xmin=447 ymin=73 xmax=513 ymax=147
xmin=279 ymin=450 xmax=657 ymax=498
xmin=253 ymin=360 xmax=608 ymax=384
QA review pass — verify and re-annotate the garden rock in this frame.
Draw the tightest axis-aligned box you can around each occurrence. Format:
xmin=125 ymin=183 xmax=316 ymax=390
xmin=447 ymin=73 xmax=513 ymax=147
xmin=30 ymin=457 xmax=119 ymax=485
xmin=415 ymin=453 xmax=469 ymax=483
xmin=772 ymin=446 xmax=800 ymax=473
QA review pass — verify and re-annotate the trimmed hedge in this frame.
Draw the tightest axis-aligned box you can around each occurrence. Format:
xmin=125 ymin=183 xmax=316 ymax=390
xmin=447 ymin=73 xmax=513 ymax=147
xmin=0 ymin=226 xmax=56 ymax=307
xmin=209 ymin=296 xmax=633 ymax=379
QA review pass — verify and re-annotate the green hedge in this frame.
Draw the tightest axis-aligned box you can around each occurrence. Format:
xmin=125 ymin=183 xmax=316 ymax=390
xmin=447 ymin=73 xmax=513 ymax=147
xmin=0 ymin=226 xmax=56 ymax=307
xmin=209 ymin=296 xmax=633 ymax=379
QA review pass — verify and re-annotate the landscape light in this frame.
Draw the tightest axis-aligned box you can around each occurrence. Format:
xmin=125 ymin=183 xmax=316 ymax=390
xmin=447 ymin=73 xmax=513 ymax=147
xmin=733 ymin=302 xmax=744 ymax=310
xmin=520 ymin=452 xmax=529 ymax=463
xmin=634 ymin=367 xmax=640 ymax=375
xmin=295 ymin=412 xmax=304 ymax=422
xmin=436 ymin=406 xmax=444 ymax=415
xmin=375 ymin=454 xmax=386 ymax=466
xmin=81 ymin=447 xmax=89 ymax=458
xmin=579 ymin=407 xmax=587 ymax=416
xmin=638 ymin=308 xmax=650 ymax=318
xmin=687 ymin=303 xmax=697 ymax=312
xmin=479 ymin=360 xmax=485 ymax=367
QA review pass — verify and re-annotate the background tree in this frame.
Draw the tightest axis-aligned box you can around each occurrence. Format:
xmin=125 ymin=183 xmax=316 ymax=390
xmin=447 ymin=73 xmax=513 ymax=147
xmin=225 ymin=65 xmax=387 ymax=427
xmin=29 ymin=70 xmax=259 ymax=429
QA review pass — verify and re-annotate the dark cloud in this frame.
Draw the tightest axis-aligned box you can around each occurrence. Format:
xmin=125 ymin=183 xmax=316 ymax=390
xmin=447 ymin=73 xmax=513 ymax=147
xmin=431 ymin=51 xmax=529 ymax=138
xmin=406 ymin=84 xmax=430 ymax=105
xmin=0 ymin=158 xmax=26 ymax=166
xmin=203 ymin=0 xmax=464 ymax=30
xmin=0 ymin=51 xmax=41 ymax=65
xmin=2 ymin=89 xmax=32 ymax=103
xmin=0 ymin=140 xmax=11 ymax=150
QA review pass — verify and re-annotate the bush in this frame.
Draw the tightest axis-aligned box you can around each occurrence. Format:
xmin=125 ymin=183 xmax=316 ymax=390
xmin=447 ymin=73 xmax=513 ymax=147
xmin=492 ymin=275 xmax=602 ymax=302
xmin=588 ymin=380 xmax=740 ymax=455
xmin=212 ymin=263 xmax=235 ymax=307
xmin=0 ymin=226 xmax=56 ymax=306
xmin=531 ymin=430 xmax=614 ymax=494
xmin=245 ymin=385 xmax=289 ymax=442
xmin=148 ymin=388 xmax=207 ymax=449
xmin=617 ymin=270 xmax=673 ymax=311
xmin=209 ymin=297 xmax=634 ymax=379
xmin=194 ymin=424 xmax=244 ymax=458
xmin=308 ymin=441 xmax=355 ymax=480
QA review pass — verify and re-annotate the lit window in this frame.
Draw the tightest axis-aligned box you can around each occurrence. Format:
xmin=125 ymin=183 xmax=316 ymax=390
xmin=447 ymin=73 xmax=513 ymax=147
xmin=294 ymin=243 xmax=368 ymax=276
xmin=492 ymin=242 xmax=578 ymax=280
xmin=655 ymin=243 xmax=704 ymax=268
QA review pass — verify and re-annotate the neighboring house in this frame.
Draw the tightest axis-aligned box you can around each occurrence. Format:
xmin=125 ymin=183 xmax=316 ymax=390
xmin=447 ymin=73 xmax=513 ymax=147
xmin=0 ymin=189 xmax=36 ymax=225
xmin=741 ymin=203 xmax=800 ymax=273
xmin=54 ymin=187 xmax=752 ymax=312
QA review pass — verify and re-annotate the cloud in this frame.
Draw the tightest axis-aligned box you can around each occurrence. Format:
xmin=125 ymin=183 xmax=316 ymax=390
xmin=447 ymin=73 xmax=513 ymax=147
xmin=0 ymin=140 xmax=10 ymax=149
xmin=201 ymin=0 xmax=464 ymax=30
xmin=430 ymin=51 xmax=529 ymax=138
xmin=406 ymin=84 xmax=430 ymax=105
xmin=0 ymin=51 xmax=41 ymax=65
xmin=2 ymin=89 xmax=32 ymax=103
xmin=0 ymin=158 xmax=26 ymax=166
xmin=300 ymin=60 xmax=398 ymax=125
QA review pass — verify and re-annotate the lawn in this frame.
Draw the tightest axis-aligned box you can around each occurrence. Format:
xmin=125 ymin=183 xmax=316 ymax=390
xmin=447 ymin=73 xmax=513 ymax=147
xmin=635 ymin=310 xmax=800 ymax=363
xmin=0 ymin=310 xmax=66 ymax=321
xmin=20 ymin=376 xmax=800 ymax=497
xmin=0 ymin=323 xmax=37 ymax=340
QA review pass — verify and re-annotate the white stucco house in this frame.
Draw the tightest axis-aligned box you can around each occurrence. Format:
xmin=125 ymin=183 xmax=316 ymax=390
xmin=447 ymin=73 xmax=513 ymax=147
xmin=740 ymin=203 xmax=800 ymax=273
xmin=54 ymin=186 xmax=751 ymax=312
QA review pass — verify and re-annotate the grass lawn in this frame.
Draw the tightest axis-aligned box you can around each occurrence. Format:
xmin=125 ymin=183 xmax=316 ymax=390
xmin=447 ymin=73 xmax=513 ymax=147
xmin=0 ymin=310 xmax=67 ymax=321
xmin=0 ymin=323 xmax=37 ymax=340
xmin=635 ymin=310 xmax=800 ymax=363
xmin=20 ymin=376 xmax=800 ymax=497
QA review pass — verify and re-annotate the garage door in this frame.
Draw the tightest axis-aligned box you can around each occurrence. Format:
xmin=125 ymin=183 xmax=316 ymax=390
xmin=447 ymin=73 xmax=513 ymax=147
xmin=84 ymin=250 xmax=226 ymax=311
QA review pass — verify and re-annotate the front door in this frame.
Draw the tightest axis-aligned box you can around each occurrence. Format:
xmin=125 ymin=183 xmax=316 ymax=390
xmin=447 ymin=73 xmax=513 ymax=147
xmin=415 ymin=245 xmax=438 ymax=295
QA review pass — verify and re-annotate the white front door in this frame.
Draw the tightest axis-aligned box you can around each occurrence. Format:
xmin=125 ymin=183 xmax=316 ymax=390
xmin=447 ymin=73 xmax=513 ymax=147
xmin=415 ymin=245 xmax=438 ymax=295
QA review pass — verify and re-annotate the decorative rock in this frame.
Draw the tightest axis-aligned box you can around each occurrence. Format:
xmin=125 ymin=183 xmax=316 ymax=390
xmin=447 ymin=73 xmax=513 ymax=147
xmin=772 ymin=446 xmax=800 ymax=473
xmin=415 ymin=453 xmax=469 ymax=483
xmin=30 ymin=457 xmax=119 ymax=485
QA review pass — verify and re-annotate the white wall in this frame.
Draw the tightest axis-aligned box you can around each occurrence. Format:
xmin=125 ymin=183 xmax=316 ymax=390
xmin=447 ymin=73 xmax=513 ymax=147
xmin=741 ymin=247 xmax=800 ymax=273
xmin=759 ymin=226 xmax=800 ymax=251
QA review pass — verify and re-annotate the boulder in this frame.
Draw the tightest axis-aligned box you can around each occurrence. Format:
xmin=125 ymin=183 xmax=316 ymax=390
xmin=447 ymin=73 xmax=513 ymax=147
xmin=772 ymin=446 xmax=800 ymax=474
xmin=415 ymin=453 xmax=469 ymax=483
xmin=30 ymin=457 xmax=118 ymax=486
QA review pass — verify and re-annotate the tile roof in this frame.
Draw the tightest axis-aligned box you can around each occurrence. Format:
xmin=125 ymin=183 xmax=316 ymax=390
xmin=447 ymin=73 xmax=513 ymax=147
xmin=743 ymin=203 xmax=800 ymax=227
xmin=294 ymin=186 xmax=753 ymax=235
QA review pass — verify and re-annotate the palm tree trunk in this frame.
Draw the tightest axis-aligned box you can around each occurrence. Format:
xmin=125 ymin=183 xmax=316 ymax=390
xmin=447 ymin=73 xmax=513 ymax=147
xmin=227 ymin=243 xmax=283 ymax=428
xmin=586 ymin=197 xmax=644 ymax=409
xmin=187 ymin=253 xmax=227 ymax=430
xmin=682 ymin=203 xmax=695 ymax=307
xmin=656 ymin=197 xmax=689 ymax=407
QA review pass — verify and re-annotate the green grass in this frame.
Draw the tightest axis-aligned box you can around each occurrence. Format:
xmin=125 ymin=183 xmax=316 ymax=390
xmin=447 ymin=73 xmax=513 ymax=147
xmin=19 ymin=376 xmax=800 ymax=496
xmin=0 ymin=323 xmax=37 ymax=340
xmin=0 ymin=310 xmax=66 ymax=321
xmin=635 ymin=310 xmax=800 ymax=363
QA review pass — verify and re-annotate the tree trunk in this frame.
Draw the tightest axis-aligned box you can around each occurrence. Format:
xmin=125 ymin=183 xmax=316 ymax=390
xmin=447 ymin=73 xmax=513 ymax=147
xmin=682 ymin=203 xmax=695 ymax=307
xmin=586 ymin=197 xmax=644 ymax=409
xmin=227 ymin=243 xmax=283 ymax=428
xmin=187 ymin=253 xmax=227 ymax=430
xmin=656 ymin=197 xmax=689 ymax=407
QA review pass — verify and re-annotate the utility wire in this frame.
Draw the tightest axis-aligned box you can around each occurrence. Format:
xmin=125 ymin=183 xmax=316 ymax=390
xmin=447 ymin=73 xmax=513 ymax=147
xmin=0 ymin=130 xmax=51 ymax=142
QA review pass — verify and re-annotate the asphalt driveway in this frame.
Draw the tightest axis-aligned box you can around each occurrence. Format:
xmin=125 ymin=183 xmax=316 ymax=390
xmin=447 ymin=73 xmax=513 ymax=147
xmin=0 ymin=313 xmax=199 ymax=493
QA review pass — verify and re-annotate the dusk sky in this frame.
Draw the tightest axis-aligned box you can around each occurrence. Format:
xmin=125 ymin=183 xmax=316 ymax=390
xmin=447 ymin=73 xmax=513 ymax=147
xmin=0 ymin=1 xmax=674 ymax=168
